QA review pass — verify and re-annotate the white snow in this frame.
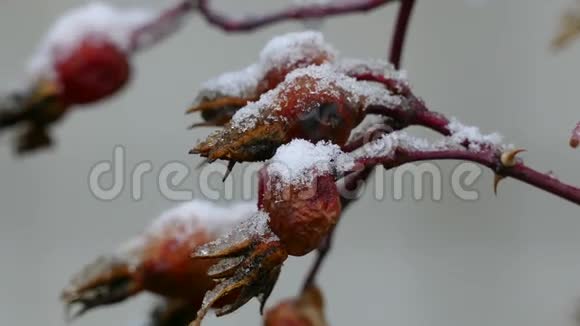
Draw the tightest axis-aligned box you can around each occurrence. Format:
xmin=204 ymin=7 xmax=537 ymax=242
xmin=147 ymin=199 xmax=257 ymax=242
xmin=230 ymin=64 xmax=400 ymax=132
xmin=196 ymin=64 xmax=262 ymax=103
xmin=353 ymin=131 xmax=435 ymax=159
xmin=352 ymin=118 xmax=506 ymax=160
xmin=337 ymin=58 xmax=407 ymax=81
xmin=259 ymin=31 xmax=337 ymax=71
xmin=447 ymin=117 xmax=503 ymax=151
xmin=28 ymin=2 xmax=154 ymax=77
xmin=194 ymin=210 xmax=277 ymax=258
xmin=267 ymin=139 xmax=355 ymax=188
xmin=194 ymin=31 xmax=336 ymax=104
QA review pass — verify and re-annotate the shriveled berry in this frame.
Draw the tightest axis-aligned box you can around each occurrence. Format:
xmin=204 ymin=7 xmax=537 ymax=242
xmin=259 ymin=167 xmax=341 ymax=257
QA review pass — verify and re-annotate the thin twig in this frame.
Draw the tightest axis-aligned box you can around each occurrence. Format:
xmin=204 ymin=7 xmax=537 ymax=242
xmin=130 ymin=0 xmax=196 ymax=52
xmin=389 ymin=0 xmax=416 ymax=68
xmin=197 ymin=0 xmax=395 ymax=32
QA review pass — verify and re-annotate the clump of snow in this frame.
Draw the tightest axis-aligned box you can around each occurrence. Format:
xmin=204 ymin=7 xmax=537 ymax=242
xmin=267 ymin=139 xmax=355 ymax=188
xmin=28 ymin=2 xmax=154 ymax=77
xmin=229 ymin=85 xmax=281 ymax=132
xmin=147 ymin=199 xmax=257 ymax=242
xmin=194 ymin=210 xmax=276 ymax=258
xmin=196 ymin=64 xmax=262 ymax=103
xmin=337 ymin=58 xmax=407 ymax=81
xmin=230 ymin=64 xmax=400 ymax=132
xmin=347 ymin=114 xmax=390 ymax=143
xmin=447 ymin=117 xmax=503 ymax=151
xmin=194 ymin=31 xmax=336 ymax=104
xmin=353 ymin=118 xmax=506 ymax=160
xmin=259 ymin=31 xmax=337 ymax=71
xmin=353 ymin=131 xmax=435 ymax=159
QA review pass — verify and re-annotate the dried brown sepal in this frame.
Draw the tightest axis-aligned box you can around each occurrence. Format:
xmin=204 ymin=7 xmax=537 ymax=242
xmin=191 ymin=238 xmax=288 ymax=326
xmin=61 ymin=255 xmax=143 ymax=321
xmin=0 ymin=79 xmax=68 ymax=154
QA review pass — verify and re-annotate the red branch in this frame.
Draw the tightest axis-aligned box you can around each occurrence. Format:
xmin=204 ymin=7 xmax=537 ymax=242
xmin=196 ymin=0 xmax=395 ymax=32
xmin=389 ymin=0 xmax=416 ymax=68
xmin=571 ymin=122 xmax=580 ymax=148
xmin=356 ymin=148 xmax=580 ymax=205
xmin=130 ymin=0 xmax=196 ymax=52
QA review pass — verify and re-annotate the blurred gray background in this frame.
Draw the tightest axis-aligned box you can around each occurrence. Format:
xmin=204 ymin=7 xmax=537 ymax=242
xmin=1 ymin=0 xmax=579 ymax=325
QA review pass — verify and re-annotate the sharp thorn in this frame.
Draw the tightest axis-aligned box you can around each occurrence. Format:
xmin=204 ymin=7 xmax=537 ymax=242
xmin=222 ymin=161 xmax=236 ymax=182
xmin=500 ymin=148 xmax=526 ymax=167
xmin=493 ymin=174 xmax=506 ymax=195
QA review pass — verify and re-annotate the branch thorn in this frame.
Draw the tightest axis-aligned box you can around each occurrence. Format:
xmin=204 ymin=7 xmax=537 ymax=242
xmin=500 ymin=148 xmax=526 ymax=168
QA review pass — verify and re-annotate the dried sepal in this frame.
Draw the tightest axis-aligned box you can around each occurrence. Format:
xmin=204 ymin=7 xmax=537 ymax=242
xmin=191 ymin=212 xmax=288 ymax=325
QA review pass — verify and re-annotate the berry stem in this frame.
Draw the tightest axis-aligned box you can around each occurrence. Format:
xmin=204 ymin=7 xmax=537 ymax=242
xmin=130 ymin=0 xmax=196 ymax=52
xmin=389 ymin=0 xmax=416 ymax=68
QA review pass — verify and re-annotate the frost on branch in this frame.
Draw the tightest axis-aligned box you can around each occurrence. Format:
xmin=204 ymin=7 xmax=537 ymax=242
xmin=447 ymin=117 xmax=503 ymax=151
xmin=353 ymin=117 xmax=505 ymax=160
